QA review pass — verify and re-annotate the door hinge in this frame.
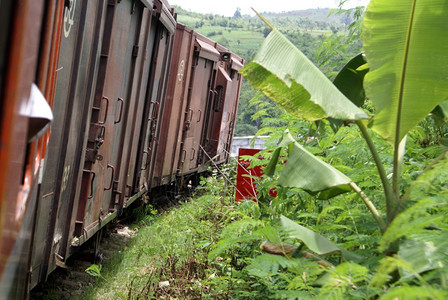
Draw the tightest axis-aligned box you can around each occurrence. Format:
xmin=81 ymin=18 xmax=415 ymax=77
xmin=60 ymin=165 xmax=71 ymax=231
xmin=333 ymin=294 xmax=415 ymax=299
xmin=132 ymin=45 xmax=139 ymax=57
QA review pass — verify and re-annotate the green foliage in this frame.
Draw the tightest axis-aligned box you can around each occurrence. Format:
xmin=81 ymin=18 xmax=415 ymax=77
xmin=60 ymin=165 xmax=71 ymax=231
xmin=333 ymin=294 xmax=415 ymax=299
xmin=379 ymin=199 xmax=445 ymax=253
xmin=266 ymin=130 xmax=353 ymax=200
xmin=207 ymin=0 xmax=448 ymax=298
xmin=379 ymin=286 xmax=448 ymax=300
xmin=131 ymin=202 xmax=157 ymax=226
xmin=241 ymin=29 xmax=368 ymax=122
xmin=281 ymin=215 xmax=361 ymax=262
xmin=315 ymin=6 xmax=364 ymax=78
xmin=318 ymin=262 xmax=371 ymax=299
xmin=381 ymin=151 xmax=448 ymax=250
xmin=242 ymin=0 xmax=448 ymax=220
xmin=246 ymin=254 xmax=300 ymax=278
xmin=85 ymin=264 xmax=102 ymax=277
xmin=207 ymin=218 xmax=262 ymax=260
xmin=363 ymin=0 xmax=448 ymax=145
xmin=332 ymin=53 xmax=367 ymax=108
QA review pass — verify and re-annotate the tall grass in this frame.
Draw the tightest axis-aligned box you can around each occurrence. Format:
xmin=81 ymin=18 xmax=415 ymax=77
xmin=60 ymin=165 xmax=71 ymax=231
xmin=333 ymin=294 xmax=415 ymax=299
xmin=80 ymin=167 xmax=240 ymax=299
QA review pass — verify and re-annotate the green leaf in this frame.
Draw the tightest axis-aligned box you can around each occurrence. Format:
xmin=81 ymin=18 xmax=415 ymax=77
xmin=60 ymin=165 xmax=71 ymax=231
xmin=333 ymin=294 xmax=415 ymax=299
xmin=333 ymin=53 xmax=368 ymax=108
xmin=380 ymin=150 xmax=448 ymax=247
xmin=273 ymin=290 xmax=315 ymax=299
xmin=275 ymin=130 xmax=352 ymax=200
xmin=403 ymin=150 xmax=448 ymax=203
xmin=398 ymin=239 xmax=440 ymax=279
xmin=280 ymin=215 xmax=362 ymax=262
xmin=329 ymin=53 xmax=369 ymax=132
xmin=264 ymin=146 xmax=281 ymax=177
xmin=363 ymin=0 xmax=448 ymax=144
xmin=246 ymin=253 xmax=299 ymax=277
xmin=85 ymin=264 xmax=102 ymax=277
xmin=319 ymin=262 xmax=370 ymax=299
xmin=379 ymin=286 xmax=448 ymax=300
xmin=240 ymin=29 xmax=368 ymax=121
xmin=431 ymin=101 xmax=448 ymax=127
xmin=208 ymin=235 xmax=260 ymax=260
xmin=379 ymin=198 xmax=444 ymax=252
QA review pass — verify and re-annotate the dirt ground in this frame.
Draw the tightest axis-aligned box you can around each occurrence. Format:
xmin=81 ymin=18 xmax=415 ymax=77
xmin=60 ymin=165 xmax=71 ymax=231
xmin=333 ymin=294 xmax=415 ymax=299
xmin=30 ymin=224 xmax=136 ymax=300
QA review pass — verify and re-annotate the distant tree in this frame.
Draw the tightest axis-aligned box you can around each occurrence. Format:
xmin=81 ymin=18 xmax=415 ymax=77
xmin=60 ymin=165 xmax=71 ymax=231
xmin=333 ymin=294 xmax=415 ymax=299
xmin=263 ymin=28 xmax=271 ymax=38
xmin=194 ymin=21 xmax=204 ymax=29
xmin=217 ymin=19 xmax=228 ymax=27
xmin=330 ymin=25 xmax=337 ymax=34
xmin=233 ymin=7 xmax=241 ymax=18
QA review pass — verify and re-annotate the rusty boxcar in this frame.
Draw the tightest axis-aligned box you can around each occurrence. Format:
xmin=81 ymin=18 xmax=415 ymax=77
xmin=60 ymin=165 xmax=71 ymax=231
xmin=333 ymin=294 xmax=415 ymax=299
xmin=152 ymin=24 xmax=244 ymax=188
xmin=0 ymin=0 xmax=244 ymax=298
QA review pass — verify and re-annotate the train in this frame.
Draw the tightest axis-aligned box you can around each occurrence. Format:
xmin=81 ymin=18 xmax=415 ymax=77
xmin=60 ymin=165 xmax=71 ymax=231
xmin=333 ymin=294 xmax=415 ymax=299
xmin=0 ymin=0 xmax=244 ymax=298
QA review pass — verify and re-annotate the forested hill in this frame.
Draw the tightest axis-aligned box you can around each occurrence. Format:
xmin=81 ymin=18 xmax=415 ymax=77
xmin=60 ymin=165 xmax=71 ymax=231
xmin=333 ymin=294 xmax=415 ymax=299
xmin=262 ymin=8 xmax=351 ymax=23
xmin=173 ymin=5 xmax=363 ymax=136
xmin=173 ymin=6 xmax=354 ymax=61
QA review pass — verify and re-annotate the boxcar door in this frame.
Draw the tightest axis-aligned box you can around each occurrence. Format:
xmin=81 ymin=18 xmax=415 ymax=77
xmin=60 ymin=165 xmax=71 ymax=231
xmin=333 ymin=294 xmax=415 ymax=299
xmin=152 ymin=24 xmax=194 ymax=187
xmin=74 ymin=0 xmax=140 ymax=237
xmin=205 ymin=64 xmax=232 ymax=165
xmin=136 ymin=10 xmax=175 ymax=191
xmin=221 ymin=56 xmax=244 ymax=161
xmin=106 ymin=1 xmax=146 ymax=211
xmin=124 ymin=0 xmax=176 ymax=201
xmin=33 ymin=0 xmax=110 ymax=284
xmin=113 ymin=6 xmax=153 ymax=206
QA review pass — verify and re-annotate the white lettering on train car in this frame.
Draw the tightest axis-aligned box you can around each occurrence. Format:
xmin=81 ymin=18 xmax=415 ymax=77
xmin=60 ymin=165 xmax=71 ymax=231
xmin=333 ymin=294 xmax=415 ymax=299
xmin=64 ymin=0 xmax=77 ymax=38
xmin=62 ymin=165 xmax=71 ymax=192
xmin=177 ymin=60 xmax=185 ymax=82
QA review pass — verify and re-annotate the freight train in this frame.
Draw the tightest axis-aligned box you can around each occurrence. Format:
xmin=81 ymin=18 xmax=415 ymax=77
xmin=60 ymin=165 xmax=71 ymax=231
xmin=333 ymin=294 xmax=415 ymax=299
xmin=0 ymin=0 xmax=244 ymax=298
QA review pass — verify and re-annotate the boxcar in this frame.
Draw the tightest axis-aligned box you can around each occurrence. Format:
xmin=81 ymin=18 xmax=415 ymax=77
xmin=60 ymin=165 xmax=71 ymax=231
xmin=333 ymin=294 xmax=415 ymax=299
xmin=0 ymin=1 xmax=243 ymax=298
xmin=31 ymin=0 xmax=176 ymax=291
xmin=152 ymin=24 xmax=244 ymax=189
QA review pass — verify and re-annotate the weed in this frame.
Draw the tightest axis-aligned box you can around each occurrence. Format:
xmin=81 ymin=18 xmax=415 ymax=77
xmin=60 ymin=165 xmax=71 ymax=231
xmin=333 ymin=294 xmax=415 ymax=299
xmin=85 ymin=264 xmax=102 ymax=277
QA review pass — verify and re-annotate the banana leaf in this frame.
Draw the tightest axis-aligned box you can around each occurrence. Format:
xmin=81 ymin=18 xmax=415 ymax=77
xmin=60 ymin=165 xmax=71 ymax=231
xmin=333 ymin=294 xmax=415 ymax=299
xmin=265 ymin=130 xmax=352 ymax=200
xmin=240 ymin=29 xmax=368 ymax=122
xmin=431 ymin=101 xmax=448 ymax=127
xmin=281 ymin=215 xmax=362 ymax=262
xmin=363 ymin=0 xmax=448 ymax=145
xmin=329 ymin=53 xmax=369 ymax=132
xmin=333 ymin=53 xmax=368 ymax=108
xmin=398 ymin=238 xmax=444 ymax=279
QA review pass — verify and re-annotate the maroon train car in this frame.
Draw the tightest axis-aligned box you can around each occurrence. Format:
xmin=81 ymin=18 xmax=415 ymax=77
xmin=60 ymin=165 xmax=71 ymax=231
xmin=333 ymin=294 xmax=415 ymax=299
xmin=30 ymin=0 xmax=176 ymax=292
xmin=0 ymin=0 xmax=244 ymax=298
xmin=152 ymin=24 xmax=244 ymax=189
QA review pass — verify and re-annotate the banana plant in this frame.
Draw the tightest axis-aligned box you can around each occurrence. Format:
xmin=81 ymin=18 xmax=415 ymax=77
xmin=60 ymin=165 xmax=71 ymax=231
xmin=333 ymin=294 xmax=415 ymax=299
xmin=241 ymin=0 xmax=448 ymax=236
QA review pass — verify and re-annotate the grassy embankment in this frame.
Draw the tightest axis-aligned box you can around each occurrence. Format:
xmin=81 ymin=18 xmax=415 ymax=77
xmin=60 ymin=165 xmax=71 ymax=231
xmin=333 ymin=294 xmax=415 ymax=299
xmin=81 ymin=167 xmax=244 ymax=299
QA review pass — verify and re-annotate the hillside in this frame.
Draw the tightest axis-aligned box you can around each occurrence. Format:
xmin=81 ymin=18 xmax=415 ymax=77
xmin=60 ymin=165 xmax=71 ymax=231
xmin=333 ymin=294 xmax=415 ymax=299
xmin=173 ymin=6 xmax=352 ymax=61
xmin=263 ymin=8 xmax=351 ymax=23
